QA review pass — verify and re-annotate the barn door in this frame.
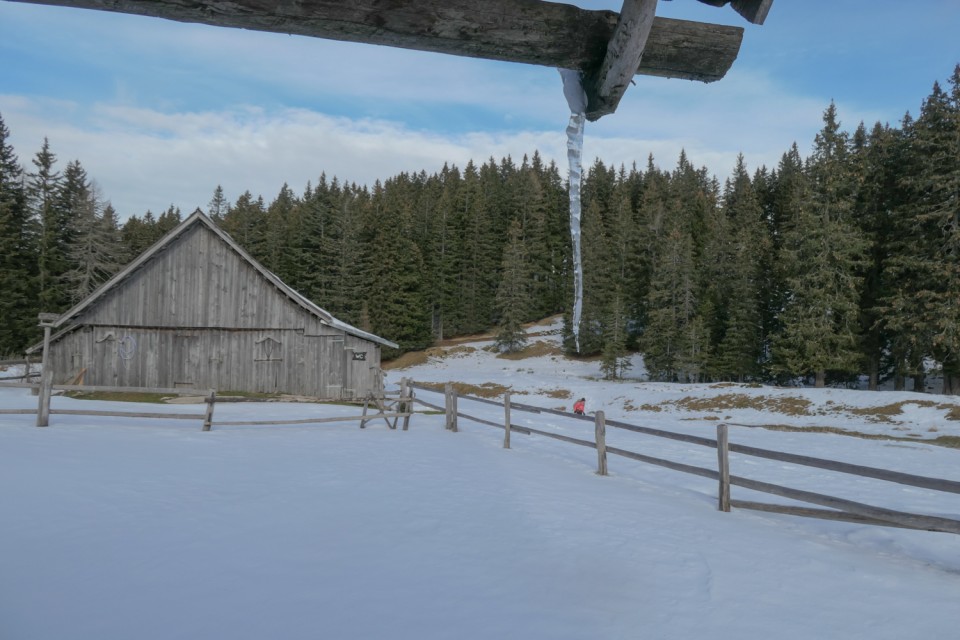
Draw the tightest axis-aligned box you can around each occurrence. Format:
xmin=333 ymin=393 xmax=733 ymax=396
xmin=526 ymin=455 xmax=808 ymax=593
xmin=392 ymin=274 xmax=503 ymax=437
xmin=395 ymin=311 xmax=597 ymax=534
xmin=327 ymin=336 xmax=346 ymax=399
xmin=173 ymin=330 xmax=201 ymax=388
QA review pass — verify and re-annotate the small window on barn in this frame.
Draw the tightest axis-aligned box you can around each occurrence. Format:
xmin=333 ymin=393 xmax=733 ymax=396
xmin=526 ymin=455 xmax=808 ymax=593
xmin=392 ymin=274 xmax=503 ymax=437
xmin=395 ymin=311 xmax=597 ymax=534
xmin=255 ymin=335 xmax=283 ymax=362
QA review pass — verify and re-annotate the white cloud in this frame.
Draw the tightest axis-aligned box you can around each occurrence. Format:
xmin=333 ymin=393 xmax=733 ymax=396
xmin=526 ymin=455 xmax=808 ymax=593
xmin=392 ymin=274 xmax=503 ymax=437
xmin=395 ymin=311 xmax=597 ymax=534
xmin=0 ymin=52 xmax=895 ymax=222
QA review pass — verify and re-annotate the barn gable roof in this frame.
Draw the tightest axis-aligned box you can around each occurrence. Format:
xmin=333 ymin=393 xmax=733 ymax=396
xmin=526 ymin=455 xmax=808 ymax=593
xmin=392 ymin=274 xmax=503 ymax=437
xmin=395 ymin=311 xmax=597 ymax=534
xmin=49 ymin=209 xmax=398 ymax=349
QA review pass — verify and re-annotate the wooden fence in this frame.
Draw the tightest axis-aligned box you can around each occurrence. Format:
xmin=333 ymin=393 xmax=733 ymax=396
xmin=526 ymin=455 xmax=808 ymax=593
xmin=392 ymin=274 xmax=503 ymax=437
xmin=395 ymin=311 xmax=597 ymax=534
xmin=0 ymin=378 xmax=416 ymax=431
xmin=410 ymin=381 xmax=960 ymax=535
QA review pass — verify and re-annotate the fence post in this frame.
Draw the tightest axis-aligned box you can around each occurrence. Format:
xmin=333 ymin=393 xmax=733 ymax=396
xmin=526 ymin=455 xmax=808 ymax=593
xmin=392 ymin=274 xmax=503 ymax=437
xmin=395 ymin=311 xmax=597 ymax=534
xmin=444 ymin=383 xmax=451 ymax=430
xmin=36 ymin=314 xmax=57 ymax=427
xmin=202 ymin=389 xmax=216 ymax=431
xmin=401 ymin=378 xmax=412 ymax=431
xmin=595 ymin=410 xmax=608 ymax=476
xmin=503 ymin=392 xmax=511 ymax=449
xmin=450 ymin=385 xmax=458 ymax=432
xmin=717 ymin=423 xmax=731 ymax=512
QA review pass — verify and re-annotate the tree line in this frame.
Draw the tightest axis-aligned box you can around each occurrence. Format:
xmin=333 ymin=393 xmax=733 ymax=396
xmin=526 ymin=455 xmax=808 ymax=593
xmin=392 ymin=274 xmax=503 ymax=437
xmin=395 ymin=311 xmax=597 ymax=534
xmin=1 ymin=65 xmax=958 ymax=393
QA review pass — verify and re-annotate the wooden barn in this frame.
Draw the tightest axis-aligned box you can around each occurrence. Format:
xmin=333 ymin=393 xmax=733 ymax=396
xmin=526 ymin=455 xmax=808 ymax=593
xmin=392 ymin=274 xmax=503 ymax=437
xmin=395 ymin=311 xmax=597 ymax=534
xmin=29 ymin=210 xmax=397 ymax=399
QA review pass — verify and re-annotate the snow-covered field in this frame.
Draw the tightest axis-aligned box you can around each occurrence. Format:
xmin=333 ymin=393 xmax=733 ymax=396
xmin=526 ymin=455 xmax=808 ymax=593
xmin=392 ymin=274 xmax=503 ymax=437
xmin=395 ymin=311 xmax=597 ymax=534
xmin=2 ymin=320 xmax=960 ymax=639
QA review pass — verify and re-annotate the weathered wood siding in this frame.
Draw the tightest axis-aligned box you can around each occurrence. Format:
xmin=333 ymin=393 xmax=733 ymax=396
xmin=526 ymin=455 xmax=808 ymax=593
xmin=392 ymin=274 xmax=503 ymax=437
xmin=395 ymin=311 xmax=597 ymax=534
xmin=48 ymin=223 xmax=384 ymax=399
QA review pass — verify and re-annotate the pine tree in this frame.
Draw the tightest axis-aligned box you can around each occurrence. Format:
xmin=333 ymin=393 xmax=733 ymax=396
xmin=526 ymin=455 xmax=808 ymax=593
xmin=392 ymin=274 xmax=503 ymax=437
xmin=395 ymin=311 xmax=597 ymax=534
xmin=361 ymin=193 xmax=432 ymax=353
xmin=600 ymin=286 xmax=631 ymax=379
xmin=853 ymin=121 xmax=900 ymax=389
xmin=430 ymin=165 xmax=465 ymax=340
xmin=208 ymin=185 xmax=229 ymax=222
xmin=0 ymin=113 xmax=38 ymax=354
xmin=457 ymin=161 xmax=499 ymax=334
xmin=494 ymin=219 xmax=531 ymax=353
xmin=573 ymin=198 xmax=612 ymax=355
xmin=644 ymin=153 xmax=713 ymax=382
xmin=880 ymin=71 xmax=960 ymax=394
xmin=773 ymin=104 xmax=867 ymax=386
xmin=708 ymin=155 xmax=765 ymax=380
xmin=221 ymin=191 xmax=267 ymax=260
xmin=28 ymin=138 xmax=66 ymax=314
xmin=643 ymin=222 xmax=699 ymax=381
xmin=64 ymin=182 xmax=123 ymax=302
xmin=263 ymin=183 xmax=307 ymax=287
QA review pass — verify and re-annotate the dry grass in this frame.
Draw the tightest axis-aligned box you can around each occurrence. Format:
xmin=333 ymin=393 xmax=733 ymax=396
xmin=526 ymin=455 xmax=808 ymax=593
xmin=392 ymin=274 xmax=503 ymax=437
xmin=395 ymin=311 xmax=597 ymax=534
xmin=497 ymin=341 xmax=564 ymax=360
xmin=725 ymin=422 xmax=960 ymax=448
xmin=670 ymin=393 xmax=815 ymax=416
xmin=543 ymin=388 xmax=572 ymax=399
xmin=64 ymin=390 xmax=282 ymax=404
xmin=384 ymin=345 xmax=477 ymax=370
xmin=382 ymin=351 xmax=429 ymax=370
xmin=416 ymin=381 xmax=515 ymax=399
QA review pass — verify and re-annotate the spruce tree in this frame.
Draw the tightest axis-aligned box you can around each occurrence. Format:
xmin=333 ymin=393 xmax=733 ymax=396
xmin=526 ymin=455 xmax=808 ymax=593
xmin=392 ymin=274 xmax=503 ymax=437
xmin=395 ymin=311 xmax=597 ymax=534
xmin=600 ymin=286 xmax=632 ymax=379
xmin=773 ymin=104 xmax=867 ymax=386
xmin=208 ymin=185 xmax=229 ymax=222
xmin=361 ymin=194 xmax=431 ymax=353
xmin=64 ymin=182 xmax=123 ymax=302
xmin=457 ymin=161 xmax=498 ymax=335
xmin=707 ymin=155 xmax=765 ymax=380
xmin=494 ymin=219 xmax=531 ymax=353
xmin=854 ymin=122 xmax=899 ymax=389
xmin=881 ymin=72 xmax=960 ymax=394
xmin=0 ymin=113 xmax=38 ymax=354
xmin=28 ymin=138 xmax=65 ymax=314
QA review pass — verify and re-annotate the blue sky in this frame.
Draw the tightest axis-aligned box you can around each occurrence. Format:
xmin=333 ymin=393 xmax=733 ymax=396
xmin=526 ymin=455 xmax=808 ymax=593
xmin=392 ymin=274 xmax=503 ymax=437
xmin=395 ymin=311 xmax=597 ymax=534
xmin=1 ymin=0 xmax=958 ymax=219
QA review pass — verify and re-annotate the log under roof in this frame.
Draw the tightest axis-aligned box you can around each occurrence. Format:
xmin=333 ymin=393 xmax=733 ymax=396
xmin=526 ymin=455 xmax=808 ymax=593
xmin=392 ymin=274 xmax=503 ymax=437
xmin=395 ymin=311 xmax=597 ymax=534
xmin=9 ymin=0 xmax=773 ymax=119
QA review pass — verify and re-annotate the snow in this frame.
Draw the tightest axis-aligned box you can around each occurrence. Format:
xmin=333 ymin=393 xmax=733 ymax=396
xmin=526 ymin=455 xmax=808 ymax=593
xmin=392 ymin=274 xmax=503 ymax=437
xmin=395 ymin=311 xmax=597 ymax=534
xmin=2 ymin=319 xmax=960 ymax=639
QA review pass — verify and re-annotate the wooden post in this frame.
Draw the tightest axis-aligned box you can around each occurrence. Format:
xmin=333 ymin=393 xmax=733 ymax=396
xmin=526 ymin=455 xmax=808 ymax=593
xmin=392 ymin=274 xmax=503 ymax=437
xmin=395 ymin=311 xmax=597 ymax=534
xmin=401 ymin=378 xmax=412 ymax=431
xmin=202 ymin=389 xmax=216 ymax=431
xmin=717 ymin=423 xmax=731 ymax=512
xmin=595 ymin=410 xmax=608 ymax=476
xmin=444 ymin=383 xmax=451 ymax=430
xmin=360 ymin=394 xmax=371 ymax=429
xmin=450 ymin=386 xmax=458 ymax=433
xmin=35 ymin=313 xmax=57 ymax=427
xmin=503 ymin=392 xmax=511 ymax=449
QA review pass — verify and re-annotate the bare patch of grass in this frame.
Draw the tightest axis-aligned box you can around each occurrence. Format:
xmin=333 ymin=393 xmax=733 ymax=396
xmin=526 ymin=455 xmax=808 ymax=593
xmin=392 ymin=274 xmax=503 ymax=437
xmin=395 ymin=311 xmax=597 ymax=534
xmin=943 ymin=406 xmax=960 ymax=421
xmin=64 ymin=390 xmax=282 ymax=404
xmin=384 ymin=345 xmax=476 ymax=370
xmin=497 ymin=341 xmax=563 ymax=360
xmin=843 ymin=400 xmax=960 ymax=423
xmin=542 ymin=388 xmax=571 ymax=399
xmin=671 ymin=393 xmax=814 ymax=416
xmin=382 ymin=351 xmax=429 ymax=370
xmin=846 ymin=400 xmax=935 ymax=422
xmin=444 ymin=346 xmax=477 ymax=358
xmin=65 ymin=391 xmax=171 ymax=404
xmin=933 ymin=435 xmax=960 ymax=448
xmin=417 ymin=381 xmax=515 ymax=399
xmin=731 ymin=422 xmax=960 ymax=448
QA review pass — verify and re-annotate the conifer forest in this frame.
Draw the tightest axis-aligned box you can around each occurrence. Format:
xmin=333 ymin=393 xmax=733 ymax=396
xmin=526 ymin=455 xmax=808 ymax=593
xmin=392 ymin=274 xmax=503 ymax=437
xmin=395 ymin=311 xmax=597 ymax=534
xmin=1 ymin=66 xmax=959 ymax=393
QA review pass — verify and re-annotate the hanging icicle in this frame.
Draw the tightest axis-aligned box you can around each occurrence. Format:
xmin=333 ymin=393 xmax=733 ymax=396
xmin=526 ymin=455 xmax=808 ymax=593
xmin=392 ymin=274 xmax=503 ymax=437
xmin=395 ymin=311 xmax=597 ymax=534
xmin=559 ymin=69 xmax=587 ymax=353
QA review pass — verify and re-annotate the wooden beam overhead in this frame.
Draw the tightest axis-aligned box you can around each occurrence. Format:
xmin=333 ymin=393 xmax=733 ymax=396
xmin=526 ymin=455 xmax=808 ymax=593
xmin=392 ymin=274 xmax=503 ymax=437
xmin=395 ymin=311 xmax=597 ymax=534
xmin=586 ymin=0 xmax=659 ymax=121
xmin=9 ymin=0 xmax=743 ymax=85
xmin=731 ymin=0 xmax=773 ymax=25
xmin=692 ymin=0 xmax=774 ymax=25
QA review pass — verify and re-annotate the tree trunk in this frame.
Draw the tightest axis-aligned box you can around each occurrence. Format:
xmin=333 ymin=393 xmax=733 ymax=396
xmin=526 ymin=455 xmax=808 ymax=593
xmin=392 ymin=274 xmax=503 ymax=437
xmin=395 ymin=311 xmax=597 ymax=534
xmin=867 ymin=355 xmax=879 ymax=391
xmin=912 ymin=370 xmax=926 ymax=393
xmin=814 ymin=369 xmax=825 ymax=388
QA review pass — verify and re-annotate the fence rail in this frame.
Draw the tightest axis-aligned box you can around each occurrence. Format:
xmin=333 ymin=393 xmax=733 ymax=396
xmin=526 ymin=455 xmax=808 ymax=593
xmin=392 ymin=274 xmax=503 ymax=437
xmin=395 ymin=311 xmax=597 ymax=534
xmin=411 ymin=381 xmax=960 ymax=536
xmin=2 ymin=378 xmax=417 ymax=431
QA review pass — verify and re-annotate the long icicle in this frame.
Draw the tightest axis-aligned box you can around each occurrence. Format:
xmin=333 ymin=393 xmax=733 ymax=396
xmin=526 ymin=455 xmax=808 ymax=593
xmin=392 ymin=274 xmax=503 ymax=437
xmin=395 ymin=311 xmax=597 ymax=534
xmin=559 ymin=69 xmax=586 ymax=353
